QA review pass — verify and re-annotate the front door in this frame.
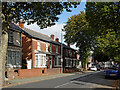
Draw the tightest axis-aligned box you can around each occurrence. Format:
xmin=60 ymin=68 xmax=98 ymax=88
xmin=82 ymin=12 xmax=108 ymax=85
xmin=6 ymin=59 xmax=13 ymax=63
xmin=50 ymin=56 xmax=52 ymax=69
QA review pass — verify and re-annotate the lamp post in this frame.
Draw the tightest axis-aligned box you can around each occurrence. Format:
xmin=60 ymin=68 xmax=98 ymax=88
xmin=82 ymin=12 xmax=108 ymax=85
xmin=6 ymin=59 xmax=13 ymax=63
xmin=61 ymin=31 xmax=63 ymax=73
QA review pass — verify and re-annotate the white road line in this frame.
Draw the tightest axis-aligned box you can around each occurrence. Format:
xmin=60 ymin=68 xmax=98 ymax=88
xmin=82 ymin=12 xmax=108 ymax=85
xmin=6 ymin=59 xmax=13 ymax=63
xmin=54 ymin=71 xmax=101 ymax=88
xmin=54 ymin=82 xmax=72 ymax=88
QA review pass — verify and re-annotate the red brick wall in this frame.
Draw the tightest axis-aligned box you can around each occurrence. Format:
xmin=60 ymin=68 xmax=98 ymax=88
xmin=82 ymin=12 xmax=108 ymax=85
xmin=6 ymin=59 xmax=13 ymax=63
xmin=52 ymin=45 xmax=56 ymax=53
xmin=18 ymin=68 xmax=46 ymax=78
xmin=47 ymin=68 xmax=61 ymax=75
xmin=22 ymin=34 xmax=32 ymax=60
xmin=32 ymin=39 xmax=37 ymax=68
xmin=41 ymin=41 xmax=46 ymax=52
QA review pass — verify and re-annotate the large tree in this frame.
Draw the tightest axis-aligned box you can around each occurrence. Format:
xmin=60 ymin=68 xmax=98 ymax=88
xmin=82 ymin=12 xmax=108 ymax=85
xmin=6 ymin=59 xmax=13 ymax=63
xmin=86 ymin=2 xmax=120 ymax=62
xmin=63 ymin=11 xmax=95 ymax=69
xmin=1 ymin=2 xmax=80 ymax=86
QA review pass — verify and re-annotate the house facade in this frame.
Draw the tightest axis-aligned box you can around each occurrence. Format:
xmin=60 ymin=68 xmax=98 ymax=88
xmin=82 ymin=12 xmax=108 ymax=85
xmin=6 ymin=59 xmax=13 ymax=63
xmin=6 ymin=21 xmax=80 ymax=78
xmin=6 ymin=23 xmax=23 ymax=79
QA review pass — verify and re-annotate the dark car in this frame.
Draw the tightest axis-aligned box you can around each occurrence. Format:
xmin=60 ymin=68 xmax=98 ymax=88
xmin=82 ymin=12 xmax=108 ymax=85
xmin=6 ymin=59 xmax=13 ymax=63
xmin=105 ymin=67 xmax=119 ymax=79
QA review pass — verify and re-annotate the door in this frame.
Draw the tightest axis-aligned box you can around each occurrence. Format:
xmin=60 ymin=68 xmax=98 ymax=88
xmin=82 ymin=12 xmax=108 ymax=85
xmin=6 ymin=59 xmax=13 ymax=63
xmin=27 ymin=60 xmax=32 ymax=69
xmin=50 ymin=56 xmax=52 ymax=69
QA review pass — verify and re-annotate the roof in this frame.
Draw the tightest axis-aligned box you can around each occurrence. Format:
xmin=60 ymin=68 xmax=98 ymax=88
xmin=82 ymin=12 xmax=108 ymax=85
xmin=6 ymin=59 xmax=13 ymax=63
xmin=10 ymin=23 xmax=77 ymax=50
xmin=10 ymin=23 xmax=23 ymax=32
xmin=23 ymin=27 xmax=53 ymax=42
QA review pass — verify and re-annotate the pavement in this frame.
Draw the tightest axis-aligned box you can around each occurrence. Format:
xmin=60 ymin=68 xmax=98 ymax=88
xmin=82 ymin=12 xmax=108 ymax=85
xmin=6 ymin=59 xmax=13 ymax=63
xmin=2 ymin=70 xmax=94 ymax=88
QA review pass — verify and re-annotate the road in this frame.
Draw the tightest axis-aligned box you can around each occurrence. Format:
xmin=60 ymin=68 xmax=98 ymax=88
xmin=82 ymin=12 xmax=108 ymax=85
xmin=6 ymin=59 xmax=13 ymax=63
xmin=4 ymin=71 xmax=118 ymax=89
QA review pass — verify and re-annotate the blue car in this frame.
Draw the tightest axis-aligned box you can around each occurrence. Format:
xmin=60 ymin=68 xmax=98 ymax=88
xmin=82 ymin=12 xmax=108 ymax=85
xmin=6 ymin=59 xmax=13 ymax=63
xmin=105 ymin=67 xmax=119 ymax=79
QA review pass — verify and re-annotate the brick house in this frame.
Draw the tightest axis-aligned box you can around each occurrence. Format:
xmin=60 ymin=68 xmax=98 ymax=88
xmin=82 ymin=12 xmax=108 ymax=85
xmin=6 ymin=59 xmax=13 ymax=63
xmin=6 ymin=23 xmax=23 ymax=79
xmin=18 ymin=21 xmax=62 ymax=77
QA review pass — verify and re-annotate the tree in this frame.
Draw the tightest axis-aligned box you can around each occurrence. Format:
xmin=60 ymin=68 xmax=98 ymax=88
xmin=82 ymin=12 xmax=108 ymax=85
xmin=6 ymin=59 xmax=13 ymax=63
xmin=93 ymin=29 xmax=120 ymax=62
xmin=63 ymin=11 xmax=94 ymax=69
xmin=86 ymin=2 xmax=120 ymax=62
xmin=1 ymin=2 xmax=80 ymax=86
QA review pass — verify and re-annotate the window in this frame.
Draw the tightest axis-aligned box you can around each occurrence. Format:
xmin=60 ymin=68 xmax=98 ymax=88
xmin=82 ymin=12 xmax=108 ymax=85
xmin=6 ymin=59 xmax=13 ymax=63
xmin=8 ymin=31 xmax=13 ymax=43
xmin=73 ymin=60 xmax=76 ymax=67
xmin=6 ymin=51 xmax=21 ymax=68
xmin=56 ymin=46 xmax=58 ymax=53
xmin=50 ymin=44 xmax=52 ymax=52
xmin=46 ymin=43 xmax=48 ymax=52
xmin=35 ymin=54 xmax=46 ymax=68
xmin=54 ymin=57 xmax=61 ymax=66
xmin=37 ymin=41 xmax=41 ymax=51
xmin=66 ymin=49 xmax=68 ymax=57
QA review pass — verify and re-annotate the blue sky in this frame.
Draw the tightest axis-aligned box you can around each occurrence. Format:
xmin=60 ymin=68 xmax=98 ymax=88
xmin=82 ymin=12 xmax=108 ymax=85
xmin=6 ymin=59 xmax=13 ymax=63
xmin=24 ymin=1 xmax=86 ymax=50
xmin=57 ymin=1 xmax=86 ymax=24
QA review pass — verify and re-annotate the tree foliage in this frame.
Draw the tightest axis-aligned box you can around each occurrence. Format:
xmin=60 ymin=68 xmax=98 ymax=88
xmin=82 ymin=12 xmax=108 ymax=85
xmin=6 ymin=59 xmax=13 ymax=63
xmin=86 ymin=2 xmax=120 ymax=62
xmin=63 ymin=2 xmax=120 ymax=64
xmin=2 ymin=2 xmax=80 ymax=32
xmin=63 ymin=11 xmax=94 ymax=64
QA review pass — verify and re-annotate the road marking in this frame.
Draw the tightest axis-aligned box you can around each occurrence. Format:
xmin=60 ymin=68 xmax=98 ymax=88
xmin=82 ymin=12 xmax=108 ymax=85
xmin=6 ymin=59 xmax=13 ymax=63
xmin=54 ymin=71 xmax=101 ymax=88
xmin=54 ymin=82 xmax=71 ymax=88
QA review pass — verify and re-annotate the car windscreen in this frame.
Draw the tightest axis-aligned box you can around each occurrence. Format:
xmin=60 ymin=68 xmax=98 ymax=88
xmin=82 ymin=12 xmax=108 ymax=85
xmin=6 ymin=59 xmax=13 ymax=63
xmin=108 ymin=67 xmax=118 ymax=70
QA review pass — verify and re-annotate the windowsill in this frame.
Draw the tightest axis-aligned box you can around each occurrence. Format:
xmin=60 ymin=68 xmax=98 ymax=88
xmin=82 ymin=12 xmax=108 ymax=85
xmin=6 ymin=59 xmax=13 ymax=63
xmin=34 ymin=66 xmax=47 ymax=68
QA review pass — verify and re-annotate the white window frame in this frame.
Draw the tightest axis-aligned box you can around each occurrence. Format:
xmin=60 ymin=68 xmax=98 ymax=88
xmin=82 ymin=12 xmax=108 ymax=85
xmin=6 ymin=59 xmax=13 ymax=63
xmin=46 ymin=43 xmax=48 ymax=52
xmin=54 ymin=56 xmax=61 ymax=67
xmin=37 ymin=41 xmax=41 ymax=51
xmin=56 ymin=46 xmax=58 ymax=53
xmin=35 ymin=54 xmax=47 ymax=68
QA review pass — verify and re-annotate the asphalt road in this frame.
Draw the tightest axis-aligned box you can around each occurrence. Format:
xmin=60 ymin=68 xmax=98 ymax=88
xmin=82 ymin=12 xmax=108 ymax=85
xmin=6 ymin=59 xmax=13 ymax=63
xmin=4 ymin=71 xmax=118 ymax=89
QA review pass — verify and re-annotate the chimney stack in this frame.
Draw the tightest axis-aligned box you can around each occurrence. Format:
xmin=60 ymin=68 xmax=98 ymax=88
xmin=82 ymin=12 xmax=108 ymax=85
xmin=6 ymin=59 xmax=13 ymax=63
xmin=55 ymin=38 xmax=59 ymax=42
xmin=19 ymin=19 xmax=24 ymax=29
xmin=50 ymin=34 xmax=54 ymax=40
xmin=67 ymin=43 xmax=70 ymax=47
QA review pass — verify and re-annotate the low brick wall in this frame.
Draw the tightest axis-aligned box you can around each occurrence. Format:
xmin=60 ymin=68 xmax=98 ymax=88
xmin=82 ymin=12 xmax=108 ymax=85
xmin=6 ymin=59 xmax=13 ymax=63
xmin=63 ymin=68 xmax=80 ymax=73
xmin=47 ymin=68 xmax=61 ymax=75
xmin=6 ymin=68 xmax=19 ymax=80
xmin=18 ymin=68 xmax=46 ymax=78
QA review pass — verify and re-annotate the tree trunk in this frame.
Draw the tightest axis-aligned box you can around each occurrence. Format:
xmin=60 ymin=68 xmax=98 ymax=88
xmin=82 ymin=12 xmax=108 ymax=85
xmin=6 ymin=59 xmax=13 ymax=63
xmin=0 ymin=31 xmax=8 ymax=87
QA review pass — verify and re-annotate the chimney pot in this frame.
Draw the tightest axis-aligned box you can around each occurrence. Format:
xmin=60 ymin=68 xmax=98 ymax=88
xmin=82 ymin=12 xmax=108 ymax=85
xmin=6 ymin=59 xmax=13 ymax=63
xmin=19 ymin=19 xmax=24 ymax=29
xmin=55 ymin=38 xmax=59 ymax=42
xmin=50 ymin=34 xmax=54 ymax=40
xmin=67 ymin=43 xmax=70 ymax=47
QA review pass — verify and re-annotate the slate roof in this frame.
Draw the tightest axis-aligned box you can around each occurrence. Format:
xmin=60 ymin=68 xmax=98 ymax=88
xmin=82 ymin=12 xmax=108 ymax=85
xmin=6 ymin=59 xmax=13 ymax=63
xmin=10 ymin=23 xmax=76 ymax=50
xmin=10 ymin=23 xmax=23 ymax=32
xmin=23 ymin=27 xmax=76 ymax=50
xmin=23 ymin=27 xmax=53 ymax=42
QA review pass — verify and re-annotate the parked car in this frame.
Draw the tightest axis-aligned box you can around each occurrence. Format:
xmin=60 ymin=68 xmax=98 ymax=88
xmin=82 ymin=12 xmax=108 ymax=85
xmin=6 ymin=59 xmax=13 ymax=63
xmin=90 ymin=66 xmax=97 ymax=71
xmin=105 ymin=67 xmax=119 ymax=79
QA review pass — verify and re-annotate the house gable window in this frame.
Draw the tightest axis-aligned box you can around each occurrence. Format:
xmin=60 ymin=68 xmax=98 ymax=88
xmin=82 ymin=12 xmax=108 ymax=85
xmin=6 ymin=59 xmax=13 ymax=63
xmin=8 ymin=31 xmax=13 ymax=43
xmin=37 ymin=41 xmax=41 ymax=51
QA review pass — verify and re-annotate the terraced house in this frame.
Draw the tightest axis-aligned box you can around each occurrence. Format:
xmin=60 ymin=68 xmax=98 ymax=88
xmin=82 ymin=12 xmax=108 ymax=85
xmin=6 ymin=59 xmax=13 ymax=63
xmin=6 ymin=22 xmax=23 ymax=79
xmin=6 ymin=21 xmax=81 ymax=79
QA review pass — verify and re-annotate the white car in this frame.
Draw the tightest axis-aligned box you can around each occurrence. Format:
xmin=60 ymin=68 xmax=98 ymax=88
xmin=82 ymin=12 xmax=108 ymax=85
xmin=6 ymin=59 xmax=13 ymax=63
xmin=90 ymin=66 xmax=97 ymax=71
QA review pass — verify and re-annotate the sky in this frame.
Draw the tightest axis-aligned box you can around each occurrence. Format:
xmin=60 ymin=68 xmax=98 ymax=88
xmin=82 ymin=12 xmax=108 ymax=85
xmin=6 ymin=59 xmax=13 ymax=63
xmin=24 ymin=1 xmax=86 ymax=50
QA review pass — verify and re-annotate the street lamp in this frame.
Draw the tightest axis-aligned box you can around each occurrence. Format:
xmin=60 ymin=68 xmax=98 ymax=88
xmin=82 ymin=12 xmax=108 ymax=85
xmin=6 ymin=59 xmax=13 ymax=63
xmin=61 ymin=31 xmax=63 ymax=73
